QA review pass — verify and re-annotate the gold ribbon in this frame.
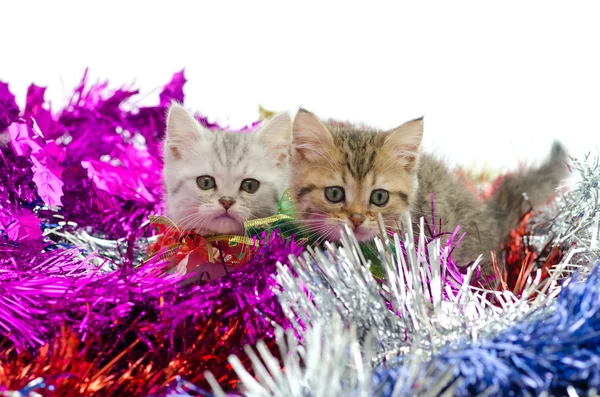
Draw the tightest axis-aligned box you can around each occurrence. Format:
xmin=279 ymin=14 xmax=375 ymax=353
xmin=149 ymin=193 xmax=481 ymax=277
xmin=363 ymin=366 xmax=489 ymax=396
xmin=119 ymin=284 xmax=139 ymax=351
xmin=145 ymin=213 xmax=285 ymax=264
xmin=243 ymin=214 xmax=293 ymax=229
xmin=206 ymin=235 xmax=259 ymax=247
xmin=142 ymin=245 xmax=182 ymax=265
xmin=149 ymin=213 xmax=293 ymax=243
xmin=146 ymin=214 xmax=384 ymax=279
xmin=149 ymin=215 xmax=180 ymax=231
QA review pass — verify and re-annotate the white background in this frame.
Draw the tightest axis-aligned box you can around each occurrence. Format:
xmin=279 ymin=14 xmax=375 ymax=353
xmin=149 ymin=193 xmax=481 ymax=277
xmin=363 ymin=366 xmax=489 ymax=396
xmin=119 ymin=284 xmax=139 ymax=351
xmin=2 ymin=1 xmax=599 ymax=171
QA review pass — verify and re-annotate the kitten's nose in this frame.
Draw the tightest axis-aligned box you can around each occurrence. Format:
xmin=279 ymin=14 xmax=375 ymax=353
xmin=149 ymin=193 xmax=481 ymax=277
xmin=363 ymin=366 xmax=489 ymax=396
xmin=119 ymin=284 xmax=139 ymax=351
xmin=349 ymin=213 xmax=365 ymax=228
xmin=219 ymin=196 xmax=236 ymax=210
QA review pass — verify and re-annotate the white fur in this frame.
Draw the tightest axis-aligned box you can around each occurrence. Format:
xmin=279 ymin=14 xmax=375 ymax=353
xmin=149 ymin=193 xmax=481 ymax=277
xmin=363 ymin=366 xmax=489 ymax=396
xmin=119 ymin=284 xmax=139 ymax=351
xmin=163 ymin=103 xmax=292 ymax=235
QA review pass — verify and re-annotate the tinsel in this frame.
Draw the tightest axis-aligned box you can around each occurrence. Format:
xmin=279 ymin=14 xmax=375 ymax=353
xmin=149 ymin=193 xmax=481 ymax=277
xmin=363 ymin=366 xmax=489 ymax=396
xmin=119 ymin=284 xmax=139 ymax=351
xmin=0 ymin=72 xmax=299 ymax=395
xmin=0 ymin=231 xmax=299 ymax=395
xmin=221 ymin=262 xmax=600 ymax=396
xmin=1 ymin=71 xmax=600 ymax=397
xmin=536 ymin=153 xmax=600 ymax=266
xmin=214 ymin=156 xmax=600 ymax=396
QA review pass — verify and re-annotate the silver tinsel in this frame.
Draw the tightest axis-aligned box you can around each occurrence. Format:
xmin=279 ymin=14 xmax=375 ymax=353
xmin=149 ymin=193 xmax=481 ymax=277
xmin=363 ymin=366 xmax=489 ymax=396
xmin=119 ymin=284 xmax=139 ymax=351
xmin=208 ymin=319 xmax=462 ymax=397
xmin=208 ymin=217 xmax=581 ymax=396
xmin=211 ymin=152 xmax=600 ymax=397
xmin=44 ymin=215 xmax=153 ymax=271
xmin=535 ymin=152 xmax=600 ymax=268
xmin=274 ymin=215 xmax=569 ymax=363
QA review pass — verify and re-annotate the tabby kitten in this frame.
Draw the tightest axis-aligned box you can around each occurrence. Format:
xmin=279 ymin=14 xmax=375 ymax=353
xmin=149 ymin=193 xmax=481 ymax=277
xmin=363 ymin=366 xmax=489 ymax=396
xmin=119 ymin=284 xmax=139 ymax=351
xmin=163 ymin=103 xmax=292 ymax=235
xmin=290 ymin=109 xmax=568 ymax=270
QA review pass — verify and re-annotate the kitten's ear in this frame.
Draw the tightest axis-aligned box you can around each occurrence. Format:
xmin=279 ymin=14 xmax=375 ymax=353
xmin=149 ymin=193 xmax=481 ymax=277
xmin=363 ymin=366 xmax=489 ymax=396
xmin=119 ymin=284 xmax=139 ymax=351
xmin=260 ymin=112 xmax=292 ymax=166
xmin=165 ymin=102 xmax=206 ymax=160
xmin=384 ymin=117 xmax=424 ymax=171
xmin=292 ymin=109 xmax=333 ymax=161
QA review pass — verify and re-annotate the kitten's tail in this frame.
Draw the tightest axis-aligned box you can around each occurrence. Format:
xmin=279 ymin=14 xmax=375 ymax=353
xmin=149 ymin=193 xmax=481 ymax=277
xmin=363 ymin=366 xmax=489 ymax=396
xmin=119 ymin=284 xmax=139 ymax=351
xmin=488 ymin=141 xmax=570 ymax=237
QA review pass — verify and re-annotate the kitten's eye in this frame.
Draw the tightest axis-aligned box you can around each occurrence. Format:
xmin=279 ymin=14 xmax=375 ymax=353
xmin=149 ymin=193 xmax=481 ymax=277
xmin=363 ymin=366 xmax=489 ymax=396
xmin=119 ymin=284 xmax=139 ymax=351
xmin=240 ymin=178 xmax=260 ymax=193
xmin=196 ymin=175 xmax=216 ymax=190
xmin=370 ymin=189 xmax=390 ymax=206
xmin=324 ymin=186 xmax=345 ymax=203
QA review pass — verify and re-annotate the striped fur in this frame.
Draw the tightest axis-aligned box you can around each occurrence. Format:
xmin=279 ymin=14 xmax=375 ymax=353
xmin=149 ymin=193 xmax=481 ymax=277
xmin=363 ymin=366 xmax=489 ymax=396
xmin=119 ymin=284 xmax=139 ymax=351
xmin=163 ymin=103 xmax=291 ymax=235
xmin=291 ymin=109 xmax=569 ymax=272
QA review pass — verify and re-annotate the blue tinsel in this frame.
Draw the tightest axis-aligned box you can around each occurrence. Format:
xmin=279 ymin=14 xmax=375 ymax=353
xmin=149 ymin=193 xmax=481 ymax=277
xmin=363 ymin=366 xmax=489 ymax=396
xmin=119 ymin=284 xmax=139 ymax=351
xmin=373 ymin=263 xmax=600 ymax=397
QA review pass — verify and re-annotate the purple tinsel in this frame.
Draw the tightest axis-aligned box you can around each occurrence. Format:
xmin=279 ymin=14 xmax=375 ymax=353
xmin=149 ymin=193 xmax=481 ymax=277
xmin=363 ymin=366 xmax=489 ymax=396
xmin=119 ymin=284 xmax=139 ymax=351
xmin=0 ymin=82 xmax=20 ymax=131
xmin=0 ymin=69 xmax=261 ymax=243
xmin=0 ymin=230 xmax=300 ymax=351
xmin=0 ymin=72 xmax=298 ymax=395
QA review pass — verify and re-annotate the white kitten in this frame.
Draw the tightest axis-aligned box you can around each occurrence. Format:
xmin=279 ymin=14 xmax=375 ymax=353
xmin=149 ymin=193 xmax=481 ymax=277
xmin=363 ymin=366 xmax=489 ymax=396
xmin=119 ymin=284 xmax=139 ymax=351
xmin=163 ymin=103 xmax=291 ymax=235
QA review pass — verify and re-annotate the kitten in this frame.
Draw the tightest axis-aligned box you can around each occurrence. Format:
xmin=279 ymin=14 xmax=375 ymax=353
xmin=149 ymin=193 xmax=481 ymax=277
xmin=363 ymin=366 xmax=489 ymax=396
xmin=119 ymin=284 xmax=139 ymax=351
xmin=163 ymin=103 xmax=292 ymax=236
xmin=290 ymin=109 xmax=568 ymax=271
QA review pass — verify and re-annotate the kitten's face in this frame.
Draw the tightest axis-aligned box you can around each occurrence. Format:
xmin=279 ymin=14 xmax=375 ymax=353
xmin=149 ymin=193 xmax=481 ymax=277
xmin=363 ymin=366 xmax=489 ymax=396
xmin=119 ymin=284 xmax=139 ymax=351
xmin=163 ymin=104 xmax=291 ymax=235
xmin=290 ymin=110 xmax=423 ymax=242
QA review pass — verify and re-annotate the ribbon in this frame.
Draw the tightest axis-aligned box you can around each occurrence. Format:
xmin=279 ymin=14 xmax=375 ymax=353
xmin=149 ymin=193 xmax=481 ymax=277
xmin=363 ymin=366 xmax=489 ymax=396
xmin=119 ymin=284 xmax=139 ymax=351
xmin=144 ymin=190 xmax=387 ymax=279
xmin=143 ymin=209 xmax=291 ymax=269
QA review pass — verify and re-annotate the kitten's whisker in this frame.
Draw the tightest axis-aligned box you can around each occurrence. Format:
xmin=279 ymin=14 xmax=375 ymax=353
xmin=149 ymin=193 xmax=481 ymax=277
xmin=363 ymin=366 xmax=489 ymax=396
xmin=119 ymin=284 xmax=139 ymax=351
xmin=178 ymin=215 xmax=207 ymax=237
xmin=177 ymin=212 xmax=206 ymax=230
xmin=313 ymin=228 xmax=337 ymax=246
xmin=180 ymin=212 xmax=213 ymax=232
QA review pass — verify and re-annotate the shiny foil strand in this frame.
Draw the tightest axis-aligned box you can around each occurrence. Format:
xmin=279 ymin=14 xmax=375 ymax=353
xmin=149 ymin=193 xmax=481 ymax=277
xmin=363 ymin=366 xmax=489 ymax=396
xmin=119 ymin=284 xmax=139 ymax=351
xmin=0 ymin=73 xmax=293 ymax=395
xmin=216 ymin=152 xmax=600 ymax=396
xmin=2 ymin=72 xmax=600 ymax=396
xmin=0 ymin=231 xmax=300 ymax=395
xmin=219 ymin=237 xmax=598 ymax=396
